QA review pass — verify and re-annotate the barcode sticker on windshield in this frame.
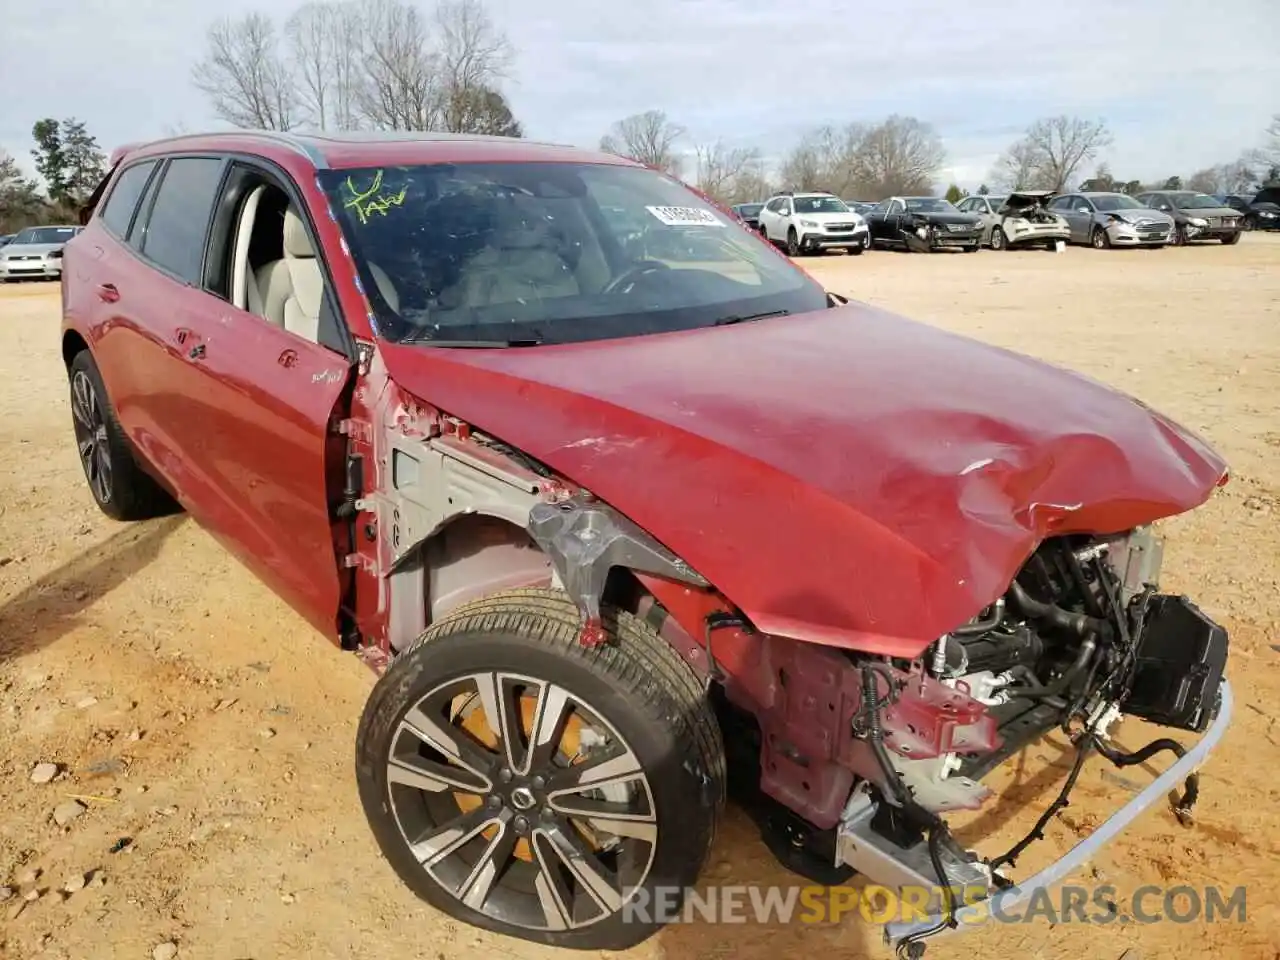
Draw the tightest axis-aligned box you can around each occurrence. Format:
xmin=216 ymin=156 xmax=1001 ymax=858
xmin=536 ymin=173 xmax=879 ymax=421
xmin=645 ymin=205 xmax=725 ymax=227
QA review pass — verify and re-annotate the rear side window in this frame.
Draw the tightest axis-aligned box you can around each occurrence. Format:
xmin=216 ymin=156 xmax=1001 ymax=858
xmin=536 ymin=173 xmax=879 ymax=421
xmin=99 ymin=161 xmax=157 ymax=239
xmin=140 ymin=158 xmax=225 ymax=284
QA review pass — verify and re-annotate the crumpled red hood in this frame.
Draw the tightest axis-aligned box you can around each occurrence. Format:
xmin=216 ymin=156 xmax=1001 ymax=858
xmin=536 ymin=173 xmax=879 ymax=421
xmin=378 ymin=303 xmax=1227 ymax=657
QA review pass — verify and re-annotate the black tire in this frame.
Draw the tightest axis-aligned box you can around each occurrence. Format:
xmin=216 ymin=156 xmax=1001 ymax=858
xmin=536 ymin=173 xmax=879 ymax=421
xmin=963 ymin=243 xmax=980 ymax=253
xmin=1221 ymin=231 xmax=1242 ymax=245
xmin=356 ymin=588 xmax=726 ymax=950
xmin=786 ymin=228 xmax=802 ymax=257
xmin=989 ymin=226 xmax=1006 ymax=251
xmin=1090 ymin=226 xmax=1111 ymax=249
xmin=68 ymin=350 xmax=176 ymax=521
xmin=1172 ymin=224 xmax=1188 ymax=246
xmin=849 ymin=242 xmax=864 ymax=256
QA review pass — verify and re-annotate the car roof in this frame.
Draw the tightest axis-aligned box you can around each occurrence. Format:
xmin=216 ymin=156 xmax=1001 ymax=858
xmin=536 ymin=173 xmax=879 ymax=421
xmin=117 ymin=130 xmax=638 ymax=172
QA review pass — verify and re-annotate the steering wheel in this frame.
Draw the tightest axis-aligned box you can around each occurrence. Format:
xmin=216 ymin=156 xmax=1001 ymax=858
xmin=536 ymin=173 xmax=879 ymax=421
xmin=602 ymin=260 xmax=672 ymax=295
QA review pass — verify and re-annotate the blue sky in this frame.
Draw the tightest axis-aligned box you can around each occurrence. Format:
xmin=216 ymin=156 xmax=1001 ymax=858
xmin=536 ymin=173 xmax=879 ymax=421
xmin=2 ymin=0 xmax=1277 ymax=191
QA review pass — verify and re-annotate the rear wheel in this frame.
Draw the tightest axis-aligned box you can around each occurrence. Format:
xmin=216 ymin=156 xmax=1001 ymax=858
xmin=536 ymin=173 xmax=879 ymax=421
xmin=68 ymin=351 xmax=176 ymax=521
xmin=1090 ymin=226 xmax=1111 ymax=249
xmin=356 ymin=589 xmax=726 ymax=950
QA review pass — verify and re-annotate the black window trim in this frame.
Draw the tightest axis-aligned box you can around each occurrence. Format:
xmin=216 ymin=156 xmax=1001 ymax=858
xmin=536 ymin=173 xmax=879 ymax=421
xmin=97 ymin=159 xmax=162 ymax=243
xmin=128 ymin=153 xmax=229 ymax=290
xmin=205 ymin=151 xmax=355 ymax=360
xmin=110 ymin=149 xmax=353 ymax=360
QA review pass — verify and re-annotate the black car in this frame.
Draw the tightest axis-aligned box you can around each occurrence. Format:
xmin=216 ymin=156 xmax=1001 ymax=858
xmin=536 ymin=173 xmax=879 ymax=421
xmin=1222 ymin=189 xmax=1280 ymax=231
xmin=865 ymin=196 xmax=982 ymax=252
xmin=730 ymin=202 xmax=765 ymax=230
xmin=1135 ymin=190 xmax=1245 ymax=245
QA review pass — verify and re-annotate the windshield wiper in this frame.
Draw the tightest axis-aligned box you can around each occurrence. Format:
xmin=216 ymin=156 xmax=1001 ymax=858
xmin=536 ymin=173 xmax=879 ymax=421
xmin=404 ymin=337 xmax=545 ymax=348
xmin=714 ymin=309 xmax=791 ymax=326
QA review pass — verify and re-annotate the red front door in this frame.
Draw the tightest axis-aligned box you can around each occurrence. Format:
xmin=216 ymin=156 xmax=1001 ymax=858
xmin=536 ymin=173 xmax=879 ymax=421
xmin=155 ymin=282 xmax=352 ymax=636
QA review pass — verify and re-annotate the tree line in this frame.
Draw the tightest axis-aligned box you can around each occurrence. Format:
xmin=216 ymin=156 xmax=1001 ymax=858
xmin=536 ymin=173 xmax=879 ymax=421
xmin=0 ymin=119 xmax=107 ymax=234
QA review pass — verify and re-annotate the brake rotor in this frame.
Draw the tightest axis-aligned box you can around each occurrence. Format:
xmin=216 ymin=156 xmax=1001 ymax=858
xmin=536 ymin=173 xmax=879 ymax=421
xmin=452 ymin=692 xmax=596 ymax=862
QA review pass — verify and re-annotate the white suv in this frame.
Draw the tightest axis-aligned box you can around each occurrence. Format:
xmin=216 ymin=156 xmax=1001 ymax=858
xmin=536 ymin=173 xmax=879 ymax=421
xmin=756 ymin=192 xmax=870 ymax=256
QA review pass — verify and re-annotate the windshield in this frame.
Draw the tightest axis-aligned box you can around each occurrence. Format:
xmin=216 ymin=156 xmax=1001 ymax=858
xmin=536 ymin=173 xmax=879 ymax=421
xmin=11 ymin=226 xmax=78 ymax=245
xmin=904 ymin=198 xmax=957 ymax=213
xmin=734 ymin=203 xmax=763 ymax=217
xmin=321 ymin=162 xmax=826 ymax=346
xmin=1091 ymin=195 xmax=1144 ymax=211
xmin=1167 ymin=192 xmax=1224 ymax=209
xmin=793 ymin=196 xmax=848 ymax=214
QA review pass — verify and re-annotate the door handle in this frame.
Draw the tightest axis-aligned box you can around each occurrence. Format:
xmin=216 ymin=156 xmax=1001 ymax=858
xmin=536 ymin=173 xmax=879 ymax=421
xmin=188 ymin=343 xmax=206 ymax=360
xmin=96 ymin=283 xmax=119 ymax=303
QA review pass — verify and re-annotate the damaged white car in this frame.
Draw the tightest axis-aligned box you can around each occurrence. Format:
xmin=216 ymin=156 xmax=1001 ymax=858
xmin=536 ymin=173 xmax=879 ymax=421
xmin=961 ymin=192 xmax=1070 ymax=251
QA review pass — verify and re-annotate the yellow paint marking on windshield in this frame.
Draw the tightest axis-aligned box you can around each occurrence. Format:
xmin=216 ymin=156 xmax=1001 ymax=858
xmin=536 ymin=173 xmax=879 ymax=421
xmin=343 ymin=170 xmax=407 ymax=224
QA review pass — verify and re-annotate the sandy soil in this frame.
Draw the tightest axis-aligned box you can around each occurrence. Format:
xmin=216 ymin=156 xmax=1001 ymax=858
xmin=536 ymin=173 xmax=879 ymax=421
xmin=2 ymin=236 xmax=1278 ymax=960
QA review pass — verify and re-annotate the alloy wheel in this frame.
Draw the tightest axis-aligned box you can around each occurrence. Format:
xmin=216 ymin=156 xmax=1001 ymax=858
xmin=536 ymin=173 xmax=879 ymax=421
xmin=990 ymin=227 xmax=1006 ymax=250
xmin=71 ymin=370 xmax=112 ymax=505
xmin=385 ymin=672 xmax=658 ymax=932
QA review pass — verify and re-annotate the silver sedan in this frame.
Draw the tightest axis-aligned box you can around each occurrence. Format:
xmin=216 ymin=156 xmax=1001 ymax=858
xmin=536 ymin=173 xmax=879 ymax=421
xmin=1046 ymin=193 xmax=1174 ymax=248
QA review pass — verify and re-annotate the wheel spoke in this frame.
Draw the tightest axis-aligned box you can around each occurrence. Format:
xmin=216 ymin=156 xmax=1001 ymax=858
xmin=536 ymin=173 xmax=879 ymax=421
xmin=547 ymin=795 xmax=657 ymax=843
xmin=547 ymin=743 xmax=644 ymax=795
xmin=535 ymin=824 xmax=624 ymax=914
xmin=520 ymin=681 xmax=571 ymax=774
xmin=400 ymin=706 xmax=495 ymax=789
xmin=473 ymin=672 xmax=523 ymax=773
xmin=410 ymin=804 xmax=499 ymax=867
xmin=388 ymin=754 xmax=489 ymax=794
xmin=532 ymin=843 xmax=572 ymax=931
xmin=458 ymin=815 xmax=518 ymax=910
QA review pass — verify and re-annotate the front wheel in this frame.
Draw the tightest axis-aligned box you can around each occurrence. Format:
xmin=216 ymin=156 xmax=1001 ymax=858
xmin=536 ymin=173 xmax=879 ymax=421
xmin=1090 ymin=226 xmax=1111 ymax=249
xmin=786 ymin=228 xmax=802 ymax=257
xmin=989 ymin=226 xmax=1006 ymax=250
xmin=1221 ymin=231 xmax=1242 ymax=245
xmin=355 ymin=589 xmax=726 ymax=950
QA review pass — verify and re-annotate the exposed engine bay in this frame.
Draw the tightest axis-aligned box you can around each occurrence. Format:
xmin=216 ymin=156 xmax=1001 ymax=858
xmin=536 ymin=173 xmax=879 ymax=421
xmin=716 ymin=526 xmax=1229 ymax=957
xmin=999 ymin=198 xmax=1060 ymax=224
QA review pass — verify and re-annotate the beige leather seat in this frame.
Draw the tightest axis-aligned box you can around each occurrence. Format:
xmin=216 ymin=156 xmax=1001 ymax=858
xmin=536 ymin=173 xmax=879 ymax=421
xmin=449 ymin=199 xmax=579 ymax=308
xmin=257 ymin=207 xmax=324 ymax=342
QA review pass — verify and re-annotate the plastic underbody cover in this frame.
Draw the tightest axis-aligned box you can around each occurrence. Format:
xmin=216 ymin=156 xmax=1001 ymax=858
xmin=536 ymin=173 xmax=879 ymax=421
xmin=379 ymin=301 xmax=1227 ymax=658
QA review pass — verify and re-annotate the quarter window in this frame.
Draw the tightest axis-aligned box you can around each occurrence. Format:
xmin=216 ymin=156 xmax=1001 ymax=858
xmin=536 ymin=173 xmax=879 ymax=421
xmin=140 ymin=158 xmax=225 ymax=285
xmin=99 ymin=161 xmax=158 ymax=240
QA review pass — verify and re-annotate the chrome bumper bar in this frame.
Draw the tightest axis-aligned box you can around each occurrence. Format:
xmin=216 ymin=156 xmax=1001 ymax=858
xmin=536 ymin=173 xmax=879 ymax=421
xmin=883 ymin=680 xmax=1234 ymax=946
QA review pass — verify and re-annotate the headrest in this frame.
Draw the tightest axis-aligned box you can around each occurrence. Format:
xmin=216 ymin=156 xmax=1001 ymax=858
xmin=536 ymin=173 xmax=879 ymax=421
xmin=283 ymin=207 xmax=314 ymax=259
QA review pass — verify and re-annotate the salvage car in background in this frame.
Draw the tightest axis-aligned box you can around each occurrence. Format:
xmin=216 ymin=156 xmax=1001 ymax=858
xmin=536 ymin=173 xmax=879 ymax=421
xmin=0 ymin=224 xmax=82 ymax=281
xmin=958 ymin=192 xmax=1070 ymax=250
xmin=1047 ymin=192 xmax=1173 ymax=248
xmin=865 ymin=196 xmax=982 ymax=252
xmin=1222 ymin=190 xmax=1280 ymax=230
xmin=730 ymin=201 xmax=764 ymax=230
xmin=1135 ymin=190 xmax=1243 ymax=245
xmin=757 ymin=191 xmax=870 ymax=255
xmin=62 ymin=131 xmax=1232 ymax=955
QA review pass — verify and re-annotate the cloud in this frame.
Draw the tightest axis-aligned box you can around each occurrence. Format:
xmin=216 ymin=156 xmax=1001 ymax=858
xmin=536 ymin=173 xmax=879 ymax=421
xmin=2 ymin=0 xmax=1277 ymax=191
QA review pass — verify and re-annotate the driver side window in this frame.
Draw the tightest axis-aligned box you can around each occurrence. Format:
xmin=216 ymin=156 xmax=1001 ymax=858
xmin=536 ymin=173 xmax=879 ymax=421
xmin=887 ymin=199 xmax=905 ymax=215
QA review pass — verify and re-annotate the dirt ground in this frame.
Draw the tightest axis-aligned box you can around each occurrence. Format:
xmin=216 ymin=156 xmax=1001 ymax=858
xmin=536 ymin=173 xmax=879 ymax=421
xmin=2 ymin=236 xmax=1278 ymax=960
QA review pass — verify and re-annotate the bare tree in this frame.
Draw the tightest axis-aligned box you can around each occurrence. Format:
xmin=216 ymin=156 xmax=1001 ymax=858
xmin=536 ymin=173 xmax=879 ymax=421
xmin=997 ymin=116 xmax=1111 ymax=193
xmin=779 ymin=124 xmax=867 ymax=195
xmin=285 ymin=2 xmax=364 ymax=130
xmin=192 ymin=13 xmax=297 ymax=130
xmin=852 ymin=115 xmax=945 ymax=197
xmin=436 ymin=0 xmax=514 ymax=133
xmin=1185 ymin=167 xmax=1218 ymax=194
xmin=599 ymin=111 xmax=686 ymax=176
xmin=694 ymin=141 xmax=766 ymax=205
xmin=356 ymin=0 xmax=441 ymax=130
xmin=990 ymin=139 xmax=1050 ymax=190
